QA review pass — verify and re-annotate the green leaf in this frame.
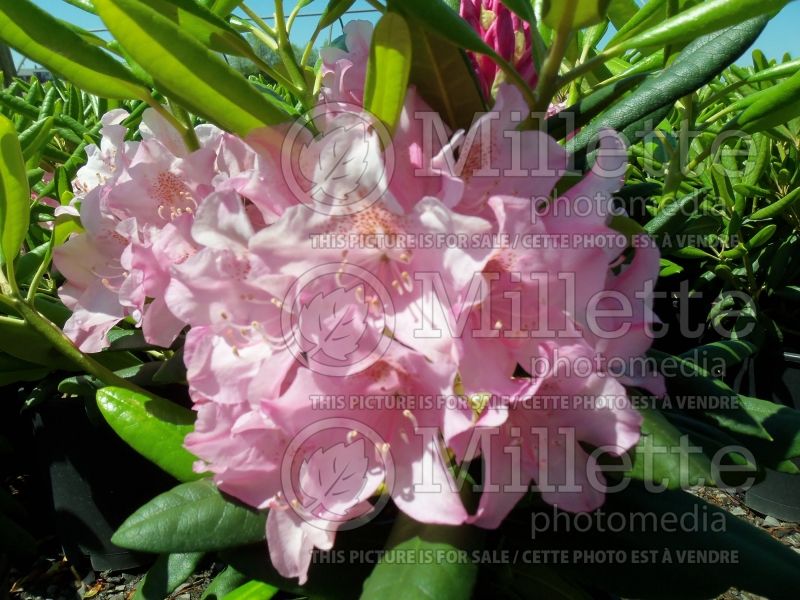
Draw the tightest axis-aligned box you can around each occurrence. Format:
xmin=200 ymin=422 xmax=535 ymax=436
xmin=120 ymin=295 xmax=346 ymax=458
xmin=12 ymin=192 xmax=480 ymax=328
xmin=679 ymin=339 xmax=757 ymax=373
xmin=540 ymin=0 xmax=612 ymax=30
xmin=364 ymin=12 xmax=412 ymax=136
xmin=643 ymin=191 xmax=703 ymax=237
xmin=616 ymin=0 xmax=788 ymax=52
xmin=0 ymin=315 xmax=76 ymax=370
xmin=649 ymin=350 xmax=774 ymax=441
xmin=360 ymin=513 xmax=481 ymax=600
xmin=112 ymin=480 xmax=267 ymax=553
xmin=93 ymin=0 xmax=288 ymax=136
xmin=134 ymin=552 xmax=205 ymax=600
xmin=96 ymin=386 xmax=202 ymax=482
xmin=737 ymin=396 xmax=800 ymax=463
xmin=607 ymin=0 xmax=640 ymax=29
xmin=726 ymin=68 xmax=800 ymax=133
xmin=201 ymin=566 xmax=250 ymax=600
xmin=499 ymin=0 xmax=536 ymax=24
xmin=392 ymin=0 xmax=502 ymax=68
xmin=0 ymin=0 xmax=148 ymax=100
xmin=313 ymin=0 xmax=357 ymax=37
xmin=19 ymin=116 xmax=55 ymax=162
xmin=139 ymin=0 xmax=253 ymax=57
xmin=405 ymin=17 xmax=485 ymax=130
xmin=209 ymin=0 xmax=245 ymax=17
xmin=0 ymin=115 xmax=30 ymax=270
xmin=545 ymin=73 xmax=646 ymax=140
xmin=626 ymin=407 xmax=715 ymax=488
xmin=502 ymin=482 xmax=800 ymax=600
xmin=568 ymin=18 xmax=769 ymax=156
xmin=222 ymin=581 xmax=279 ymax=600
xmin=749 ymin=186 xmax=800 ymax=220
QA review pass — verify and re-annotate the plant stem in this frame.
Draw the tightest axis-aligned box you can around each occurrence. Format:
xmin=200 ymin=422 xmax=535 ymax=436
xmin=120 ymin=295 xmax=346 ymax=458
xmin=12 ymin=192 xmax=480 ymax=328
xmin=11 ymin=298 xmax=151 ymax=395
xmin=532 ymin=0 xmax=577 ymax=115
xmin=273 ymin=0 xmax=307 ymax=94
xmin=146 ymin=97 xmax=199 ymax=152
xmin=25 ymin=233 xmax=55 ymax=304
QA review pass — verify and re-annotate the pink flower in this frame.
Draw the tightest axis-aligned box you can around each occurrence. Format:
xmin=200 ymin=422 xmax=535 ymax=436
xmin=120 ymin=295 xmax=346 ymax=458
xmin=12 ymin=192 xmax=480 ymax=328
xmin=460 ymin=0 xmax=537 ymax=99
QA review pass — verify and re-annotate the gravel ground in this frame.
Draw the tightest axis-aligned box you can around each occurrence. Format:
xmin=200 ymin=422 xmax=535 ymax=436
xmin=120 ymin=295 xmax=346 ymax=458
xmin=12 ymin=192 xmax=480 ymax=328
xmin=7 ymin=487 xmax=800 ymax=600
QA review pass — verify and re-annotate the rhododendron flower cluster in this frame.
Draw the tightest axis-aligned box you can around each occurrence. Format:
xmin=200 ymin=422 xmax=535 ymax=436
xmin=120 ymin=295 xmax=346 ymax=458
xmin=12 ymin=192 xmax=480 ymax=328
xmin=55 ymin=21 xmax=661 ymax=585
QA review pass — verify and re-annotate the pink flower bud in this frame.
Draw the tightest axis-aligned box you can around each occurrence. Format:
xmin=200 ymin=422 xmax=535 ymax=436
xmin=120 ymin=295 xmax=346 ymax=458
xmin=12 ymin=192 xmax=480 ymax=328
xmin=460 ymin=0 xmax=538 ymax=99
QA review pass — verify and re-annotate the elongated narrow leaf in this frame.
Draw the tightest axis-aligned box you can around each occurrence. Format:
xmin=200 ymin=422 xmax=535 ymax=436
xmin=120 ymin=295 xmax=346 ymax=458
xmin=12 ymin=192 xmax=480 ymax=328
xmin=726 ymin=69 xmax=800 ymax=134
xmin=540 ymin=0 xmax=612 ymax=30
xmin=210 ymin=0 xmax=245 ymax=17
xmin=500 ymin=483 xmax=800 ymax=600
xmin=0 ymin=0 xmax=148 ymax=100
xmin=406 ymin=19 xmax=485 ymax=130
xmin=94 ymin=0 xmax=288 ymax=135
xmin=568 ymin=18 xmax=769 ymax=156
xmin=139 ymin=0 xmax=253 ymax=56
xmin=364 ymin=13 xmax=412 ymax=135
xmin=223 ymin=581 xmax=279 ymax=600
xmin=394 ymin=0 xmax=499 ymax=60
xmin=134 ymin=552 xmax=204 ymax=600
xmin=607 ymin=0 xmax=640 ymax=29
xmin=112 ymin=480 xmax=267 ymax=552
xmin=500 ymin=0 xmax=536 ymax=24
xmin=749 ymin=187 xmax=800 ymax=220
xmin=0 ymin=116 xmax=30 ymax=268
xmin=625 ymin=407 xmax=715 ymax=488
xmin=96 ymin=386 xmax=202 ymax=482
xmin=616 ymin=0 xmax=787 ymax=52
xmin=201 ymin=566 xmax=250 ymax=600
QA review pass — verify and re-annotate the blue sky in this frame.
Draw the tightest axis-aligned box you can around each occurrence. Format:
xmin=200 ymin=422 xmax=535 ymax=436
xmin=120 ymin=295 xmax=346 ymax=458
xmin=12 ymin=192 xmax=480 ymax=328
xmin=14 ymin=0 xmax=800 ymax=71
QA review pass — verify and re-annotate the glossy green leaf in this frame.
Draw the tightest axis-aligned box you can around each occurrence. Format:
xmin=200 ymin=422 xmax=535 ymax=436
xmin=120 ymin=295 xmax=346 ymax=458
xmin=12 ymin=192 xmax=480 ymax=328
xmin=139 ymin=0 xmax=253 ymax=57
xmin=737 ymin=396 xmax=800 ymax=462
xmin=747 ymin=57 xmax=800 ymax=83
xmin=0 ymin=314 xmax=76 ymax=370
xmin=19 ymin=116 xmax=55 ymax=162
xmin=679 ymin=340 xmax=757 ymax=372
xmin=364 ymin=12 xmax=412 ymax=135
xmin=314 ymin=0 xmax=357 ymax=35
xmin=393 ymin=0 xmax=500 ymax=64
xmin=499 ymin=0 xmax=536 ymax=24
xmin=360 ymin=513 xmax=481 ymax=600
xmin=545 ymin=73 xmax=646 ymax=139
xmin=0 ymin=0 xmax=148 ymax=100
xmin=0 ymin=115 xmax=30 ymax=268
xmin=607 ymin=0 xmax=640 ymax=29
xmin=568 ymin=18 xmax=768 ymax=156
xmin=201 ymin=566 xmax=250 ymax=600
xmin=134 ymin=552 xmax=205 ymax=600
xmin=616 ymin=0 xmax=787 ymax=52
xmin=222 ymin=581 xmax=279 ymax=600
xmin=112 ymin=480 xmax=267 ymax=553
xmin=643 ymin=191 xmax=703 ymax=237
xmin=209 ymin=0 xmax=244 ymax=17
xmin=406 ymin=18 xmax=485 ymax=130
xmin=500 ymin=483 xmax=800 ymax=600
xmin=94 ymin=0 xmax=288 ymax=136
xmin=626 ymin=407 xmax=715 ymax=488
xmin=727 ymin=69 xmax=800 ymax=133
xmin=749 ymin=186 xmax=800 ymax=220
xmin=96 ymin=386 xmax=202 ymax=482
xmin=540 ymin=0 xmax=612 ymax=30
